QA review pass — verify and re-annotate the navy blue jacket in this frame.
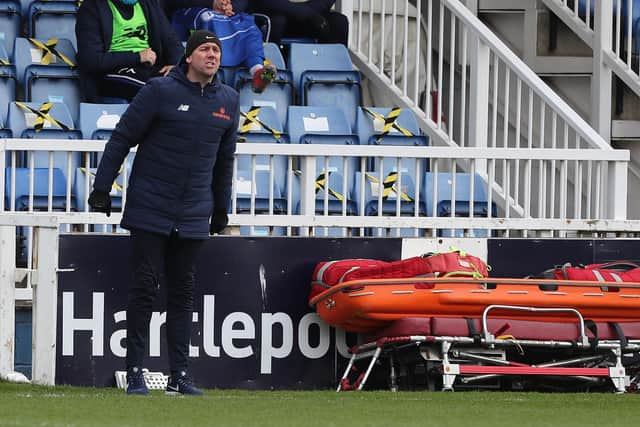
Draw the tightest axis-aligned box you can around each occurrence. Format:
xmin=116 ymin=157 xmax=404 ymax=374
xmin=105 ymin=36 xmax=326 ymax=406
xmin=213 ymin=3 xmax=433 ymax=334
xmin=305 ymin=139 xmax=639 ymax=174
xmin=93 ymin=63 xmax=239 ymax=239
xmin=76 ymin=0 xmax=184 ymax=102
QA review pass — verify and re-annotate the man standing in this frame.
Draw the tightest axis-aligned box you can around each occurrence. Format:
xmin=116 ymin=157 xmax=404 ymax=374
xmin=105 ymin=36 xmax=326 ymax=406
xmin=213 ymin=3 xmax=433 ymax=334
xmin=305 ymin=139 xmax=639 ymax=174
xmin=88 ymin=30 xmax=238 ymax=395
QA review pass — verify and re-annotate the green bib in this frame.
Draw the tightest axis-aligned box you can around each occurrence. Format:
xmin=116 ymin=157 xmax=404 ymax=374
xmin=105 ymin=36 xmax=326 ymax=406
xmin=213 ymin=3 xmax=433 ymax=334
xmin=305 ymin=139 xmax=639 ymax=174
xmin=108 ymin=1 xmax=150 ymax=52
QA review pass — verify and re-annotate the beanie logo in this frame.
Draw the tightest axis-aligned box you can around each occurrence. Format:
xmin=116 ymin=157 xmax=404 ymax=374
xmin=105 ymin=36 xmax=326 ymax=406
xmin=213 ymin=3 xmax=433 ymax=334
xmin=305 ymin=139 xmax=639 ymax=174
xmin=212 ymin=106 xmax=231 ymax=121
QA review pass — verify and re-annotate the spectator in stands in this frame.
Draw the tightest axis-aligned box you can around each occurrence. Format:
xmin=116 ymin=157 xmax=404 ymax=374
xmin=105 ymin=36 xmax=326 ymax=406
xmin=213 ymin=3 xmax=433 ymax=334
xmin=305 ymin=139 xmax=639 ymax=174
xmin=88 ymin=30 xmax=238 ymax=396
xmin=161 ymin=0 xmax=248 ymax=17
xmin=76 ymin=0 xmax=184 ymax=102
xmin=251 ymin=0 xmax=349 ymax=46
xmin=172 ymin=0 xmax=277 ymax=93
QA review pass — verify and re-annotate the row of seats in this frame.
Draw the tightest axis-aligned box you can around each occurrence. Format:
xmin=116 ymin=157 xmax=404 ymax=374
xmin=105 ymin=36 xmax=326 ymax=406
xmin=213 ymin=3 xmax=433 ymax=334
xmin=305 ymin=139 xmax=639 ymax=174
xmin=0 ymin=39 xmax=360 ymax=130
xmin=0 ymin=0 xmax=77 ymax=54
xmin=2 ymin=98 xmax=494 ymax=236
xmin=234 ymin=103 xmax=495 ymax=237
xmin=5 ymin=165 xmax=494 ymax=237
xmin=0 ymin=36 xmax=79 ymax=124
xmin=216 ymin=42 xmax=361 ymax=128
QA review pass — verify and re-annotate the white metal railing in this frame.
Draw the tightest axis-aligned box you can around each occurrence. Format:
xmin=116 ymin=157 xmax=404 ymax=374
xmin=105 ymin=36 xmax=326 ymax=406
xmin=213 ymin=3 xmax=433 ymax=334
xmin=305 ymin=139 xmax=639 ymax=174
xmin=0 ymin=218 xmax=58 ymax=385
xmin=541 ymin=0 xmax=640 ymax=99
xmin=338 ymin=0 xmax=612 ymax=149
xmin=0 ymin=138 xmax=632 ymax=233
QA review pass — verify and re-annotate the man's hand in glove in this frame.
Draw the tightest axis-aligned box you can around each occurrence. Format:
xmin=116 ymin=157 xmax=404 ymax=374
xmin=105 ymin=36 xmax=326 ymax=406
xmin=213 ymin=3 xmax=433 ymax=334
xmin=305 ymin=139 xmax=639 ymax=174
xmin=210 ymin=210 xmax=229 ymax=235
xmin=88 ymin=190 xmax=112 ymax=217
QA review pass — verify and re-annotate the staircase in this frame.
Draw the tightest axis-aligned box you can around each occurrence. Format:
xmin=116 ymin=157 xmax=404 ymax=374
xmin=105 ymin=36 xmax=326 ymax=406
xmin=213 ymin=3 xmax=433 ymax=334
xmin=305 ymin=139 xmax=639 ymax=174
xmin=336 ymin=0 xmax=629 ymax=223
xmin=461 ymin=0 xmax=640 ymax=217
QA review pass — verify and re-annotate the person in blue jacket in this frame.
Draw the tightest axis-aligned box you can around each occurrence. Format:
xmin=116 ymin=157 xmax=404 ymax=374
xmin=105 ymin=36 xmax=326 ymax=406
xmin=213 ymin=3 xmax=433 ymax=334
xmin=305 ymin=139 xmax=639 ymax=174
xmin=76 ymin=0 xmax=184 ymax=102
xmin=88 ymin=30 xmax=239 ymax=396
xmin=172 ymin=0 xmax=277 ymax=93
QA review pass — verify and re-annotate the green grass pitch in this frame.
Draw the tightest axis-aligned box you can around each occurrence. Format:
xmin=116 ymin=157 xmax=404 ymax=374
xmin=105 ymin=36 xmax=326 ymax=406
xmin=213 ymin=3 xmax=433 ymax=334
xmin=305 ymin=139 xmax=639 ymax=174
xmin=1 ymin=381 xmax=639 ymax=427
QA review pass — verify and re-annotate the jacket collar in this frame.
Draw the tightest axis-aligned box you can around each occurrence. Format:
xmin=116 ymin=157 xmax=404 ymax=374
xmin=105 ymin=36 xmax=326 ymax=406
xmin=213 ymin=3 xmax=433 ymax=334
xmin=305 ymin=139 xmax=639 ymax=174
xmin=169 ymin=60 xmax=221 ymax=94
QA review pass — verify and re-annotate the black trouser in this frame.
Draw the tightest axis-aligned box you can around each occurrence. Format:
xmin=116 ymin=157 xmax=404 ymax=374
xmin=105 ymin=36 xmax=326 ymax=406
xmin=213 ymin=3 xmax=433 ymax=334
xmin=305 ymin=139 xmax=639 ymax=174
xmin=269 ymin=11 xmax=349 ymax=46
xmin=126 ymin=228 xmax=204 ymax=376
xmin=101 ymin=64 xmax=163 ymax=102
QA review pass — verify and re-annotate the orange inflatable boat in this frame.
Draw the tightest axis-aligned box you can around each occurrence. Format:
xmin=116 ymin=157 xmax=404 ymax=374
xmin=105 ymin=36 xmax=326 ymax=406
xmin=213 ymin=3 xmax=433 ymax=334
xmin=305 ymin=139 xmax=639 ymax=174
xmin=309 ymin=276 xmax=640 ymax=332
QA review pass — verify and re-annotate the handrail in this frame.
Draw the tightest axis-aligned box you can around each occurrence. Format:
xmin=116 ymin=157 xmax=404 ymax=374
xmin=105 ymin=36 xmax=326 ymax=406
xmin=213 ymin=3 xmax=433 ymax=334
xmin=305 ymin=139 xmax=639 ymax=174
xmin=443 ymin=0 xmax=612 ymax=150
xmin=541 ymin=0 xmax=640 ymax=97
xmin=340 ymin=0 xmax=612 ymax=151
xmin=0 ymin=138 xmax=630 ymax=233
xmin=481 ymin=304 xmax=589 ymax=346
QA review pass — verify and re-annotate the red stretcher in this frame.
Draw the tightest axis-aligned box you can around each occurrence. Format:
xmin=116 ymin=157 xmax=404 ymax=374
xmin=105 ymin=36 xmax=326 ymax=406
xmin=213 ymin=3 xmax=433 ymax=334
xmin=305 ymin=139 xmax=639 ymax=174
xmin=338 ymin=305 xmax=640 ymax=393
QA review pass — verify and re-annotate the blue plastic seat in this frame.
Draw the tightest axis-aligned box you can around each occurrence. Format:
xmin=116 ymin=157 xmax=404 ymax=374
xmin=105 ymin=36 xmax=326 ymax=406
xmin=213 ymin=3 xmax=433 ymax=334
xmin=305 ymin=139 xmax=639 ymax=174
xmin=351 ymin=169 xmax=426 ymax=237
xmin=263 ymin=42 xmax=286 ymax=69
xmin=423 ymin=172 xmax=497 ymax=237
xmin=27 ymin=1 xmax=78 ymax=49
xmin=288 ymin=43 xmax=361 ymax=128
xmin=78 ymin=102 xmax=128 ymax=140
xmin=236 ymin=105 xmax=288 ymax=215
xmin=14 ymin=37 xmax=80 ymax=123
xmin=79 ymin=102 xmax=131 ymax=167
xmin=354 ymin=170 xmax=425 ymax=216
xmin=7 ymin=101 xmax=82 ymax=182
xmin=5 ymin=167 xmax=74 ymax=210
xmin=0 ymin=114 xmax=11 ymax=138
xmin=0 ymin=40 xmax=16 ymax=125
xmin=235 ymin=44 xmax=293 ymax=126
xmin=287 ymin=106 xmax=358 ymax=234
xmin=234 ymin=168 xmax=286 ymax=236
xmin=357 ymin=106 xmax=429 ymax=179
xmin=287 ymin=105 xmax=359 ymax=175
xmin=0 ymin=0 xmax=21 ymax=57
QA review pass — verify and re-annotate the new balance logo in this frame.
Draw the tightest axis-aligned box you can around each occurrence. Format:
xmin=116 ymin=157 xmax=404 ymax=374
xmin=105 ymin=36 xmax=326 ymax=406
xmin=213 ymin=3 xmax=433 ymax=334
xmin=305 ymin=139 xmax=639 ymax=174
xmin=177 ymin=104 xmax=190 ymax=112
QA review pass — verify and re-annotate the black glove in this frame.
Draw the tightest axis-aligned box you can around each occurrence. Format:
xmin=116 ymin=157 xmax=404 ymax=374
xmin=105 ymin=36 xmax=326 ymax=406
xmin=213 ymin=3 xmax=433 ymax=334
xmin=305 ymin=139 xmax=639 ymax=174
xmin=88 ymin=189 xmax=112 ymax=217
xmin=210 ymin=211 xmax=229 ymax=235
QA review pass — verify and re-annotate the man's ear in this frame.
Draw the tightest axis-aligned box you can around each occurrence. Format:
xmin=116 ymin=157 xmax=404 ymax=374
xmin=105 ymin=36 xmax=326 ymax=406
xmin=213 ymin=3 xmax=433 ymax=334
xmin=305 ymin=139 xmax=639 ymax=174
xmin=185 ymin=55 xmax=192 ymax=64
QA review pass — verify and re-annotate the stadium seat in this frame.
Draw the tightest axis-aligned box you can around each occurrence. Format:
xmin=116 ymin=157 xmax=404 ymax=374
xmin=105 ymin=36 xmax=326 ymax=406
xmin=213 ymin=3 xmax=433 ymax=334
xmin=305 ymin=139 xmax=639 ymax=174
xmin=7 ymin=101 xmax=82 ymax=183
xmin=14 ymin=37 xmax=80 ymax=123
xmin=352 ymin=169 xmax=426 ymax=237
xmin=79 ymin=102 xmax=131 ymax=167
xmin=291 ymin=168 xmax=357 ymax=236
xmin=235 ymin=104 xmax=288 ymax=215
xmin=263 ymin=42 xmax=286 ymax=69
xmin=287 ymin=105 xmax=359 ymax=179
xmin=0 ymin=114 xmax=11 ymax=138
xmin=0 ymin=0 xmax=21 ymax=57
xmin=287 ymin=106 xmax=359 ymax=235
xmin=73 ymin=166 xmax=124 ymax=212
xmin=234 ymin=168 xmax=285 ymax=236
xmin=235 ymin=43 xmax=293 ymax=126
xmin=5 ymin=166 xmax=74 ymax=211
xmin=288 ymin=43 xmax=361 ymax=128
xmin=78 ymin=102 xmax=127 ymax=140
xmin=423 ymin=172 xmax=497 ymax=237
xmin=354 ymin=170 xmax=425 ymax=216
xmin=0 ymin=40 xmax=16 ymax=124
xmin=357 ymin=106 xmax=429 ymax=179
xmin=27 ymin=1 xmax=78 ymax=49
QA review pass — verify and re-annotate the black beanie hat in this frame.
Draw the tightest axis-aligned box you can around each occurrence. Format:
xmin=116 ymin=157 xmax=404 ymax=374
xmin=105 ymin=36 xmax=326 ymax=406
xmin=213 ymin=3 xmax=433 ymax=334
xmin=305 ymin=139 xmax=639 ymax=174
xmin=185 ymin=30 xmax=221 ymax=57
